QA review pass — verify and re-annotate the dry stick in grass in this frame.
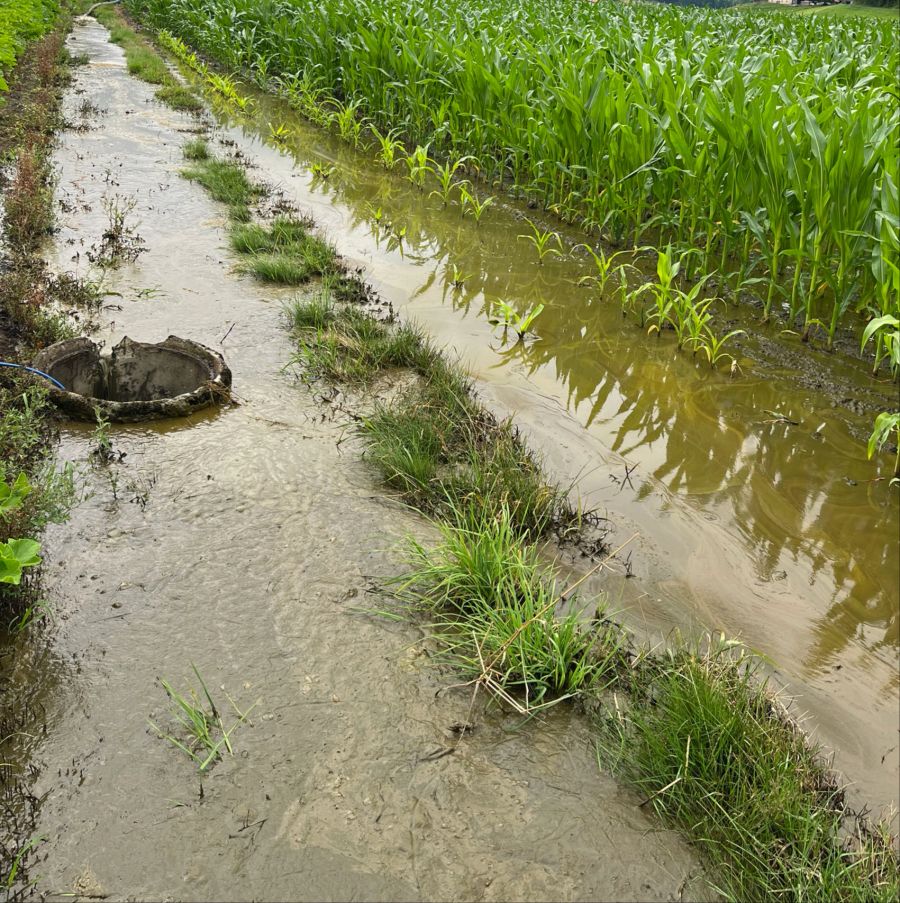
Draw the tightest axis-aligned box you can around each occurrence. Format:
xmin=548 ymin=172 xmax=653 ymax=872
xmin=451 ymin=532 xmax=641 ymax=737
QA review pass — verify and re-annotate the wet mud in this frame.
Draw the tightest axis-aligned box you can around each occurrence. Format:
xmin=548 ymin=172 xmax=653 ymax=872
xmin=11 ymin=21 xmax=716 ymax=901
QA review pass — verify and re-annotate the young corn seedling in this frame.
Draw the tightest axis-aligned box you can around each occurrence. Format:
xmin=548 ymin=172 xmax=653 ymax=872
xmin=488 ymin=301 xmax=544 ymax=344
xmin=268 ymin=122 xmax=292 ymax=145
xmin=329 ymin=99 xmax=368 ymax=148
xmin=404 ymin=144 xmax=432 ymax=189
xmin=867 ymin=411 xmax=900 ymax=482
xmin=459 ymin=187 xmax=493 ymax=224
xmin=697 ymin=326 xmax=745 ymax=373
xmin=369 ymin=125 xmax=405 ymax=170
xmin=861 ymin=314 xmax=900 ymax=380
xmin=311 ymin=162 xmax=334 ymax=181
xmin=447 ymin=263 xmax=469 ymax=291
xmin=578 ymin=243 xmax=637 ymax=294
xmin=518 ymin=219 xmax=563 ymax=265
xmin=429 ymin=156 xmax=473 ymax=206
xmin=149 ymin=664 xmax=255 ymax=772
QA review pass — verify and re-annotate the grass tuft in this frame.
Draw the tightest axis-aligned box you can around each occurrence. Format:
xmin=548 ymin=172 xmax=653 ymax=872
xmin=155 ymin=84 xmax=202 ymax=111
xmin=391 ymin=504 xmax=626 ymax=711
xmin=232 ymin=217 xmax=336 ymax=284
xmin=182 ymin=137 xmax=209 ymax=160
xmin=149 ymin=663 xmax=255 ymax=772
xmin=597 ymin=637 xmax=900 ymax=902
xmin=181 ymin=156 xmax=263 ymax=210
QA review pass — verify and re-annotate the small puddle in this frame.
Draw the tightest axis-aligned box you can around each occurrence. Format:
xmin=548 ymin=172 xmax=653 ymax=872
xmin=11 ymin=21 xmax=716 ymax=901
xmin=162 ymin=59 xmax=899 ymax=809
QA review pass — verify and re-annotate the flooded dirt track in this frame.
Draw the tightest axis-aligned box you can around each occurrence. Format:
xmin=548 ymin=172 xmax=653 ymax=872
xmin=21 ymin=20 xmax=713 ymax=901
xmin=160 ymin=82 xmax=900 ymax=810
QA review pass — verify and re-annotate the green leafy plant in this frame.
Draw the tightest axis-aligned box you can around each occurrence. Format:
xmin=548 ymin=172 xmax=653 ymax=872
xmin=369 ymin=124 xmax=405 ymax=169
xmin=429 ymin=156 xmax=473 ymax=206
xmin=518 ymin=218 xmax=563 ymax=265
xmin=861 ymin=314 xmax=900 ymax=380
xmin=459 ymin=187 xmax=493 ymax=224
xmin=578 ymin=243 xmax=636 ymax=294
xmin=404 ymin=143 xmax=432 ymax=189
xmin=0 ymin=471 xmax=41 ymax=586
xmin=268 ymin=122 xmax=291 ymax=143
xmin=697 ymin=326 xmax=746 ymax=373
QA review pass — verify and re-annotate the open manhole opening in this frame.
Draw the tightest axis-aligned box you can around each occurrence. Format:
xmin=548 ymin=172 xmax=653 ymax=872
xmin=32 ymin=336 xmax=231 ymax=422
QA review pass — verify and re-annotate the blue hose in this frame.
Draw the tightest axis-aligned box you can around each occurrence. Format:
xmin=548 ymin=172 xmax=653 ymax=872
xmin=0 ymin=361 xmax=66 ymax=391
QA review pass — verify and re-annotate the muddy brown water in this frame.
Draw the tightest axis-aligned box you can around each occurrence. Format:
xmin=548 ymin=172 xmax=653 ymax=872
xmin=5 ymin=16 xmax=897 ymax=898
xmin=7 ymin=21 xmax=719 ymax=901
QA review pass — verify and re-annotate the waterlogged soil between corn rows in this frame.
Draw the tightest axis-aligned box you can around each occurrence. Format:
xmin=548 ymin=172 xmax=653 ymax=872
xmin=11 ymin=21 xmax=715 ymax=901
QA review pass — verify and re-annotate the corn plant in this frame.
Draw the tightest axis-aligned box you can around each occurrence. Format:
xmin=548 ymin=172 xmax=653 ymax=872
xmin=429 ymin=156 xmax=473 ymax=206
xmin=697 ymin=327 xmax=746 ymax=373
xmin=488 ymin=301 xmax=544 ymax=343
xmin=861 ymin=316 xmax=900 ymax=380
xmin=868 ymin=411 xmax=900 ymax=482
xmin=329 ymin=98 xmax=368 ymax=148
xmin=459 ymin=187 xmax=493 ymax=224
xmin=404 ymin=144 xmax=432 ymax=189
xmin=518 ymin=219 xmax=563 ymax=265
xmin=369 ymin=124 xmax=405 ymax=169
xmin=578 ymin=243 xmax=636 ymax=295
xmin=446 ymin=262 xmax=469 ymax=290
xmin=268 ymin=122 xmax=290 ymax=143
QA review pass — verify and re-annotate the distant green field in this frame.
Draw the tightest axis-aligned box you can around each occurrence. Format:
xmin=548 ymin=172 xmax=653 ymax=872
xmin=803 ymin=4 xmax=899 ymax=17
xmin=745 ymin=2 xmax=899 ymax=17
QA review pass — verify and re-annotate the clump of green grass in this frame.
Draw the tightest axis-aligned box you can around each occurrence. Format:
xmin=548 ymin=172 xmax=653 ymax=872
xmin=232 ymin=217 xmax=336 ymax=285
xmin=391 ymin=504 xmax=626 ymax=711
xmin=149 ymin=664 xmax=255 ymax=772
xmin=288 ymin=297 xmax=430 ymax=380
xmin=598 ymin=637 xmax=900 ymax=902
xmin=181 ymin=155 xmax=263 ymax=210
xmin=125 ymin=44 xmax=170 ymax=84
xmin=182 ymin=137 xmax=209 ymax=161
xmin=155 ymin=84 xmax=202 ymax=111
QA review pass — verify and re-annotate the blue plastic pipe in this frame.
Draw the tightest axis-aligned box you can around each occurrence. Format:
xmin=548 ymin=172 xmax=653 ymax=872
xmin=0 ymin=361 xmax=66 ymax=390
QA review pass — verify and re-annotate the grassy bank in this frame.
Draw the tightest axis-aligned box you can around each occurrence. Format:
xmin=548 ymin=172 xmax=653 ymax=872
xmin=0 ymin=12 xmax=79 ymax=605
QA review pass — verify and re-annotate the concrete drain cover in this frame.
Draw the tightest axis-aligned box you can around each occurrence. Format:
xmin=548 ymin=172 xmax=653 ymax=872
xmin=32 ymin=335 xmax=231 ymax=422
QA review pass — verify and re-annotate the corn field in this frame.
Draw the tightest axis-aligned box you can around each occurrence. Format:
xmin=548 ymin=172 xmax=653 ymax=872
xmin=130 ymin=0 xmax=899 ymax=361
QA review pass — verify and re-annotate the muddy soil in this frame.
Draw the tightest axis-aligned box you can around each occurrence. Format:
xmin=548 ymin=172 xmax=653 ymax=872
xmin=10 ymin=21 xmax=714 ymax=901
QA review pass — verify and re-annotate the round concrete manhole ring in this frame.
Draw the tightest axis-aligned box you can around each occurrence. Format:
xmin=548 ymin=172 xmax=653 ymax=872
xmin=31 ymin=335 xmax=231 ymax=422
